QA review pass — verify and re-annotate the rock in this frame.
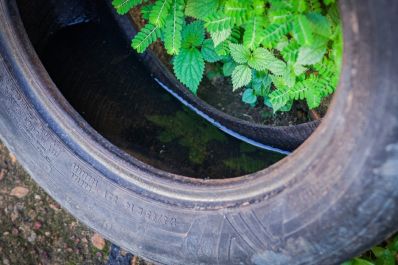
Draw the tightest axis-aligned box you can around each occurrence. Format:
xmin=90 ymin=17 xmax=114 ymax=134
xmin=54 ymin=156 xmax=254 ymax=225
xmin=91 ymin=233 xmax=106 ymax=250
xmin=10 ymin=186 xmax=29 ymax=198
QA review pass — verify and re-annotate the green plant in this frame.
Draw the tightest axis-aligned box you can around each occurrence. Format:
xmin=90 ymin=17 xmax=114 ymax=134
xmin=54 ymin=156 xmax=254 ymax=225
xmin=342 ymin=234 xmax=398 ymax=265
xmin=113 ymin=0 xmax=342 ymax=112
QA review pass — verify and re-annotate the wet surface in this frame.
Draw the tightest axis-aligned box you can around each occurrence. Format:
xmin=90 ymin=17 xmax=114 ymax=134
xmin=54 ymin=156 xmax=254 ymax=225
xmin=25 ymin=1 xmax=285 ymax=179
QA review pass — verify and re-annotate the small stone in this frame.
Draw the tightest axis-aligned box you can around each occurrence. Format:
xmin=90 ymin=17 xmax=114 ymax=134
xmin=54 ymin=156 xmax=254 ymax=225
xmin=3 ymin=232 xmax=9 ymax=236
xmin=33 ymin=222 xmax=42 ymax=230
xmin=9 ymin=153 xmax=17 ymax=164
xmin=44 ymin=231 xmax=50 ymax=237
xmin=34 ymin=194 xmax=41 ymax=200
xmin=27 ymin=231 xmax=37 ymax=243
xmin=10 ymin=186 xmax=29 ymax=198
xmin=91 ymin=233 xmax=106 ymax=250
xmin=0 ymin=169 xmax=5 ymax=181
xmin=49 ymin=203 xmax=60 ymax=211
xmin=2 ymin=258 xmax=10 ymax=265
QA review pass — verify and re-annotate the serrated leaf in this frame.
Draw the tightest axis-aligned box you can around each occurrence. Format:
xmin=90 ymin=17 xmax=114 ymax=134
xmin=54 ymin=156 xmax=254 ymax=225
xmin=232 ymin=65 xmax=252 ymax=90
xmin=112 ymin=0 xmax=144 ymax=15
xmin=131 ymin=24 xmax=161 ymax=53
xmin=185 ymin=0 xmax=219 ymax=19
xmin=173 ymin=48 xmax=205 ymax=93
xmin=149 ymin=0 xmax=173 ymax=27
xmin=247 ymin=48 xmax=274 ymax=71
xmin=164 ymin=0 xmax=184 ymax=55
xmin=201 ymin=39 xmax=223 ymax=62
xmin=268 ymin=59 xmax=287 ymax=76
xmin=210 ymin=29 xmax=232 ymax=47
xmin=229 ymin=43 xmax=250 ymax=64
xmin=182 ymin=21 xmax=205 ymax=48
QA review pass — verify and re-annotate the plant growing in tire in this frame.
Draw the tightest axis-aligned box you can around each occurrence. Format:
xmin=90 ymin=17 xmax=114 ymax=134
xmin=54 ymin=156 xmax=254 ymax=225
xmin=112 ymin=0 xmax=342 ymax=115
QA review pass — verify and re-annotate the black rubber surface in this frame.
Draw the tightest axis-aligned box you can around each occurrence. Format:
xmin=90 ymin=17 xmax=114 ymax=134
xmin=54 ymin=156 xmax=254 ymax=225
xmin=1 ymin=0 xmax=398 ymax=264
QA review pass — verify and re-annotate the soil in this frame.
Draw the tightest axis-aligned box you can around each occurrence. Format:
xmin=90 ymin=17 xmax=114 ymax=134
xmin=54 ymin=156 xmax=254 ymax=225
xmin=0 ymin=140 xmax=151 ymax=265
xmin=128 ymin=7 xmax=330 ymax=127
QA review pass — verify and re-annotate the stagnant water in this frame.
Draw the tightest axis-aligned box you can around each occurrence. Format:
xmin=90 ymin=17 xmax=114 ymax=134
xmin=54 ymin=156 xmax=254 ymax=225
xmin=25 ymin=2 xmax=285 ymax=179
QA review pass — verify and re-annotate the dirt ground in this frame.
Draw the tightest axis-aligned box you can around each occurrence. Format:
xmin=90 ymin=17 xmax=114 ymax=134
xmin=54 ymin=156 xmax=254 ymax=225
xmin=0 ymin=141 xmax=150 ymax=265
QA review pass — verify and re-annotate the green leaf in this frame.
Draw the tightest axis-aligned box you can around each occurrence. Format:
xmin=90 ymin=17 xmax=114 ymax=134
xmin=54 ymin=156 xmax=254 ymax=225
xmin=387 ymin=235 xmax=398 ymax=252
xmin=181 ymin=21 xmax=205 ymax=48
xmin=269 ymin=88 xmax=290 ymax=112
xmin=261 ymin=22 xmax=292 ymax=48
xmin=352 ymin=258 xmax=375 ymax=265
xmin=223 ymin=58 xmax=237 ymax=76
xmin=211 ymin=29 xmax=232 ymax=47
xmin=229 ymin=43 xmax=250 ymax=64
xmin=243 ymin=16 xmax=266 ymax=50
xmin=112 ymin=0 xmax=144 ymax=15
xmin=149 ymin=0 xmax=173 ymax=27
xmin=141 ymin=4 xmax=154 ymax=20
xmin=173 ymin=48 xmax=205 ymax=93
xmin=307 ymin=0 xmax=322 ymax=12
xmin=185 ymin=0 xmax=219 ymax=19
xmin=201 ymin=39 xmax=223 ymax=62
xmin=205 ymin=12 xmax=235 ymax=33
xmin=232 ymin=65 xmax=252 ymax=90
xmin=252 ymin=71 xmax=272 ymax=96
xmin=164 ymin=0 xmax=185 ymax=55
xmin=296 ymin=39 xmax=327 ymax=65
xmin=268 ymin=59 xmax=287 ymax=76
xmin=224 ymin=0 xmax=250 ymax=25
xmin=242 ymin=89 xmax=257 ymax=104
xmin=306 ymin=12 xmax=332 ymax=38
xmin=131 ymin=24 xmax=162 ymax=53
xmin=268 ymin=9 xmax=293 ymax=24
xmin=281 ymin=40 xmax=300 ymax=63
xmin=248 ymin=48 xmax=275 ymax=71
xmin=372 ymin=247 xmax=395 ymax=265
xmin=293 ymin=15 xmax=314 ymax=45
xmin=306 ymin=84 xmax=322 ymax=109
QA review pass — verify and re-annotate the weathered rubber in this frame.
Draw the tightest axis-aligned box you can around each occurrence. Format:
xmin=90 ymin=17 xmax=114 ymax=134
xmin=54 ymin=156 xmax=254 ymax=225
xmin=1 ymin=0 xmax=398 ymax=265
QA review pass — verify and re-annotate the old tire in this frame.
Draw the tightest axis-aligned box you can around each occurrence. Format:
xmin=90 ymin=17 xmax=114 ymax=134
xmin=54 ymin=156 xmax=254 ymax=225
xmin=0 ymin=0 xmax=398 ymax=264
